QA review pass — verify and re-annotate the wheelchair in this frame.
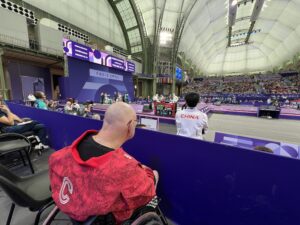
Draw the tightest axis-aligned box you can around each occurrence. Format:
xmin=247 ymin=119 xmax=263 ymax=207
xmin=42 ymin=196 xmax=169 ymax=225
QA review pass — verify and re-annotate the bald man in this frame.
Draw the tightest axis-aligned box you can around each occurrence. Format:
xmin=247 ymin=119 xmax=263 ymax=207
xmin=49 ymin=102 xmax=158 ymax=224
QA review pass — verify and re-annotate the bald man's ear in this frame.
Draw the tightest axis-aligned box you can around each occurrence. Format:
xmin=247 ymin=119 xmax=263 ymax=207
xmin=126 ymin=123 xmax=131 ymax=137
xmin=126 ymin=120 xmax=135 ymax=139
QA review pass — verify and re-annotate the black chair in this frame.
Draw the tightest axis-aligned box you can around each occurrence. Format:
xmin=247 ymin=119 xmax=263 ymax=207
xmin=0 ymin=133 xmax=35 ymax=173
xmin=0 ymin=127 xmax=42 ymax=154
xmin=0 ymin=164 xmax=53 ymax=225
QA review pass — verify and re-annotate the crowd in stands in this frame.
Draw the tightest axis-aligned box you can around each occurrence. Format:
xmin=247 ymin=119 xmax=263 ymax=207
xmin=25 ymin=90 xmax=134 ymax=120
xmin=181 ymin=73 xmax=300 ymax=109
xmin=25 ymin=92 xmax=101 ymax=120
xmin=260 ymin=74 xmax=300 ymax=94
xmin=183 ymin=73 xmax=300 ymax=97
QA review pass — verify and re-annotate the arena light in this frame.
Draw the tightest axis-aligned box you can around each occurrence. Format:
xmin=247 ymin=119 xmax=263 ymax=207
xmin=160 ymin=31 xmax=173 ymax=45
xmin=231 ymin=0 xmax=238 ymax=6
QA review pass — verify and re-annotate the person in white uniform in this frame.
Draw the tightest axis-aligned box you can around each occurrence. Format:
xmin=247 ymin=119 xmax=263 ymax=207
xmin=175 ymin=92 xmax=208 ymax=140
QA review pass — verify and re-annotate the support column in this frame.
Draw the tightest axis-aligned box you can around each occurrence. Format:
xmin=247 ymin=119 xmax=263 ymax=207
xmin=136 ymin=76 xmax=139 ymax=97
xmin=152 ymin=74 xmax=157 ymax=95
xmin=172 ymin=62 xmax=176 ymax=94
xmin=0 ymin=49 xmax=8 ymax=99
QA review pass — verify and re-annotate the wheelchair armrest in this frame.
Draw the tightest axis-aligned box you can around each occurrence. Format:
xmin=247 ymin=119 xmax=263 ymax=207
xmin=22 ymin=118 xmax=32 ymax=122
xmin=71 ymin=216 xmax=98 ymax=225
xmin=0 ymin=132 xmax=32 ymax=150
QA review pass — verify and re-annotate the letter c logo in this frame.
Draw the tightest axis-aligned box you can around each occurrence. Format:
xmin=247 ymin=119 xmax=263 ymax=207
xmin=59 ymin=177 xmax=73 ymax=205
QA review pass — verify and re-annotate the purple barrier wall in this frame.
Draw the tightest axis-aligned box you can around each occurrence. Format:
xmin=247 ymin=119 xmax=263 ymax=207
xmin=6 ymin=102 xmax=300 ymax=225
xmin=215 ymin=132 xmax=300 ymax=159
xmin=59 ymin=57 xmax=134 ymax=102
xmin=7 ymin=60 xmax=52 ymax=100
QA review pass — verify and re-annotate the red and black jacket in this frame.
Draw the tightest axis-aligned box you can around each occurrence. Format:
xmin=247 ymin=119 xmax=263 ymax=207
xmin=49 ymin=130 xmax=156 ymax=224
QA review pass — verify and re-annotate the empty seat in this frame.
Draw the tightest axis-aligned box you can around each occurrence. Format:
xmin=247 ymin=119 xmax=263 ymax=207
xmin=0 ymin=164 xmax=53 ymax=225
xmin=0 ymin=133 xmax=34 ymax=173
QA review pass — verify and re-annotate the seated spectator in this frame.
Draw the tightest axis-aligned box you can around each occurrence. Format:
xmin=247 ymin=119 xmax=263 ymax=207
xmin=176 ymin=92 xmax=208 ymax=140
xmin=0 ymin=103 xmax=48 ymax=149
xmin=72 ymin=100 xmax=81 ymax=111
xmin=153 ymin=94 xmax=159 ymax=102
xmin=91 ymin=113 xmax=100 ymax=120
xmin=49 ymin=102 xmax=157 ymax=224
xmin=34 ymin=91 xmax=48 ymax=110
xmin=27 ymin=94 xmax=36 ymax=107
xmin=83 ymin=101 xmax=93 ymax=117
xmin=47 ymin=100 xmax=58 ymax=111
xmin=64 ymin=99 xmax=74 ymax=114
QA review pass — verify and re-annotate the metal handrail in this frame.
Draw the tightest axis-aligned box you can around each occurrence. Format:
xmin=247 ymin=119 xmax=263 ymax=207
xmin=0 ymin=33 xmax=63 ymax=56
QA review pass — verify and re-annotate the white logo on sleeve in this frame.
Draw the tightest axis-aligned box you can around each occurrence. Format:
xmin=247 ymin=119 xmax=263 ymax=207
xmin=124 ymin=153 xmax=132 ymax=159
xmin=59 ymin=177 xmax=73 ymax=205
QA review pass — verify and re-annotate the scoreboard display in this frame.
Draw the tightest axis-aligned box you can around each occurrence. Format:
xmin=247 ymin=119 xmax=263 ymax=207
xmin=154 ymin=102 xmax=177 ymax=118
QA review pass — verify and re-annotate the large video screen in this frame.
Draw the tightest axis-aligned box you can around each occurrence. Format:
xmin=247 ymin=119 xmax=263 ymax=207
xmin=176 ymin=67 xmax=182 ymax=80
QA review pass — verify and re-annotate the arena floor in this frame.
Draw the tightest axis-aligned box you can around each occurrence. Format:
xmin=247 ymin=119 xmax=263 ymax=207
xmin=160 ymin=114 xmax=300 ymax=145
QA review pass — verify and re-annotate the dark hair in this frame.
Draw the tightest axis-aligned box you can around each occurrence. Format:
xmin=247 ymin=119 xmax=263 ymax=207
xmin=254 ymin=146 xmax=273 ymax=153
xmin=185 ymin=92 xmax=199 ymax=108
xmin=67 ymin=98 xmax=75 ymax=104
xmin=34 ymin=91 xmax=44 ymax=99
xmin=85 ymin=101 xmax=93 ymax=105
xmin=136 ymin=124 xmax=147 ymax=128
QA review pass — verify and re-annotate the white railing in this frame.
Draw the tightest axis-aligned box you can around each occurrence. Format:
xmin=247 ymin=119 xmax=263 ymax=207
xmin=0 ymin=33 xmax=29 ymax=49
xmin=0 ymin=33 xmax=63 ymax=57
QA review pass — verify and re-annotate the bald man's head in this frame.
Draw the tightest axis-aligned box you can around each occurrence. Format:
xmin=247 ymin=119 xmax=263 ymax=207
xmin=101 ymin=102 xmax=137 ymax=141
xmin=103 ymin=102 xmax=134 ymax=125
xmin=93 ymin=102 xmax=138 ymax=148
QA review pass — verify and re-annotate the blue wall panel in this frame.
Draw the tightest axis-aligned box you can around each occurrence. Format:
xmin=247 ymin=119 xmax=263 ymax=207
xmin=6 ymin=102 xmax=300 ymax=225
xmin=59 ymin=57 xmax=134 ymax=102
xmin=7 ymin=60 xmax=52 ymax=100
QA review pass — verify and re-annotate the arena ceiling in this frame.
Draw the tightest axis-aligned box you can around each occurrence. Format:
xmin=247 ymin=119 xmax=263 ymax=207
xmin=136 ymin=0 xmax=300 ymax=75
xmin=24 ymin=0 xmax=300 ymax=75
xmin=24 ymin=0 xmax=127 ymax=49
